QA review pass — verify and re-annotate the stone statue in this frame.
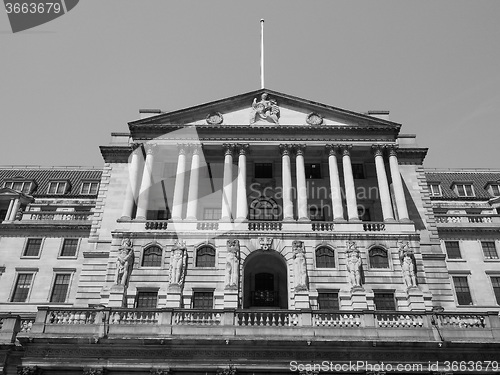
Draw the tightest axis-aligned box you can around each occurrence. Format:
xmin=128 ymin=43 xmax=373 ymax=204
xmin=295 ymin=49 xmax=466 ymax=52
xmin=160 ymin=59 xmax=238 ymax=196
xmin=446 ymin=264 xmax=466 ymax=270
xmin=346 ymin=241 xmax=363 ymax=289
xmin=170 ymin=240 xmax=187 ymax=286
xmin=115 ymin=238 xmax=134 ymax=286
xmin=225 ymin=239 xmax=240 ymax=289
xmin=250 ymin=93 xmax=280 ymax=124
xmin=398 ymin=240 xmax=417 ymax=288
xmin=293 ymin=240 xmax=307 ymax=291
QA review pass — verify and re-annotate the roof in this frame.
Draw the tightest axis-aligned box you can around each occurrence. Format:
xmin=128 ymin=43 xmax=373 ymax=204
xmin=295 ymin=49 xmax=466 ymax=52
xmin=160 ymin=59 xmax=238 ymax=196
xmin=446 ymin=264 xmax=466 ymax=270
xmin=425 ymin=169 xmax=500 ymax=200
xmin=0 ymin=166 xmax=103 ymax=198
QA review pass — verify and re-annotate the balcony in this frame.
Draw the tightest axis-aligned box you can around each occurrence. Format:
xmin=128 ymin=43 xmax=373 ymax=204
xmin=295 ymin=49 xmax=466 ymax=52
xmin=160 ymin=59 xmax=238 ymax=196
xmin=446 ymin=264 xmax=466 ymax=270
xmin=435 ymin=214 xmax=500 ymax=229
xmin=14 ymin=307 xmax=500 ymax=344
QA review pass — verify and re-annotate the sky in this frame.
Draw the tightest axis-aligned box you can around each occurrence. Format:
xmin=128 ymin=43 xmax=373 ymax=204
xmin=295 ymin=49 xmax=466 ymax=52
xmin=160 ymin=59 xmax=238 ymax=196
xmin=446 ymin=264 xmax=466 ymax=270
xmin=1 ymin=0 xmax=500 ymax=169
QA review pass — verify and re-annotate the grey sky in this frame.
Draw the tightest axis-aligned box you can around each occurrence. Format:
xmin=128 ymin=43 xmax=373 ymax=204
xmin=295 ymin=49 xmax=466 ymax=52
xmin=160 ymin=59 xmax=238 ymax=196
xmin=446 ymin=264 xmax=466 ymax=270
xmin=1 ymin=0 xmax=499 ymax=168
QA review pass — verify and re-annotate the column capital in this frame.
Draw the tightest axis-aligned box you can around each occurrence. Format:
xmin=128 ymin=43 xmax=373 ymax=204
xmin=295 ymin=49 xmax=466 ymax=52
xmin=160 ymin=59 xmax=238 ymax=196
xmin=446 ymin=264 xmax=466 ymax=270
xmin=130 ymin=142 xmax=143 ymax=151
xmin=293 ymin=144 xmax=306 ymax=156
xmin=177 ymin=143 xmax=189 ymax=155
xmin=387 ymin=144 xmax=399 ymax=157
xmin=325 ymin=144 xmax=341 ymax=156
xmin=371 ymin=144 xmax=385 ymax=157
xmin=189 ymin=143 xmax=202 ymax=155
xmin=144 ymin=143 xmax=158 ymax=155
xmin=279 ymin=144 xmax=293 ymax=156
xmin=237 ymin=143 xmax=249 ymax=155
xmin=222 ymin=143 xmax=236 ymax=156
xmin=339 ymin=144 xmax=353 ymax=156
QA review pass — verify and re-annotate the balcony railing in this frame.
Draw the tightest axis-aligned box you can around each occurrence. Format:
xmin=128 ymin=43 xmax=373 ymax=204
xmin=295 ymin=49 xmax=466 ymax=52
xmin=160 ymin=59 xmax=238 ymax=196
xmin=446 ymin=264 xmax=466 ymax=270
xmin=363 ymin=222 xmax=386 ymax=231
xmin=248 ymin=221 xmax=282 ymax=231
xmin=435 ymin=214 xmax=500 ymax=224
xmin=22 ymin=211 xmax=93 ymax=221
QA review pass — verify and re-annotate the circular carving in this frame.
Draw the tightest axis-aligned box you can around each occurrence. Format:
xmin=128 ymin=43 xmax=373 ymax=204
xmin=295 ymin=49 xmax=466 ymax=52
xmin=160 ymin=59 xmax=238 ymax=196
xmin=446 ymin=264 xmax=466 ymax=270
xmin=306 ymin=112 xmax=324 ymax=126
xmin=206 ymin=112 xmax=223 ymax=125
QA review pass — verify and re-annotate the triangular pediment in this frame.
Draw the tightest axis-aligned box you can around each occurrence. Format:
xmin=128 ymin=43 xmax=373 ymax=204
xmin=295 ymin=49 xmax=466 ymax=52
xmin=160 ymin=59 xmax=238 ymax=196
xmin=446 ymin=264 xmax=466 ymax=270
xmin=129 ymin=88 xmax=401 ymax=130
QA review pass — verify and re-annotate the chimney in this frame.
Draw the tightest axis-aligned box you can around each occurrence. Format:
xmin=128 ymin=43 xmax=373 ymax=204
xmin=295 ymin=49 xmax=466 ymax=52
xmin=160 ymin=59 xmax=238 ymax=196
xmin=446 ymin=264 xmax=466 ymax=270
xmin=367 ymin=110 xmax=390 ymax=121
xmin=139 ymin=109 xmax=162 ymax=119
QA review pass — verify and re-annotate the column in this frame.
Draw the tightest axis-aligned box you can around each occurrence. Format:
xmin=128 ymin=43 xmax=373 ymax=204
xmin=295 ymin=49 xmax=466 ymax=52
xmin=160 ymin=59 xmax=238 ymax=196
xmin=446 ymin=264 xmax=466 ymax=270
xmin=220 ymin=144 xmax=234 ymax=221
xmin=388 ymin=145 xmax=410 ymax=221
xmin=186 ymin=144 xmax=201 ymax=220
xmin=341 ymin=145 xmax=359 ymax=221
xmin=171 ymin=144 xmax=188 ymax=220
xmin=326 ymin=145 xmax=344 ymax=221
xmin=236 ymin=144 xmax=249 ymax=220
xmin=295 ymin=145 xmax=309 ymax=221
xmin=372 ymin=144 xmax=394 ymax=221
xmin=135 ymin=143 xmax=156 ymax=220
xmin=9 ymin=198 xmax=21 ymax=221
xmin=121 ymin=145 xmax=144 ymax=220
xmin=280 ymin=144 xmax=294 ymax=221
xmin=4 ymin=199 xmax=15 ymax=222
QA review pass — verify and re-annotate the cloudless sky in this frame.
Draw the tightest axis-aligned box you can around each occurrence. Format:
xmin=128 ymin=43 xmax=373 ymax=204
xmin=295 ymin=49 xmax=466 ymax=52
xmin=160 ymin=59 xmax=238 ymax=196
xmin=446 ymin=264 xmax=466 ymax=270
xmin=1 ymin=0 xmax=499 ymax=168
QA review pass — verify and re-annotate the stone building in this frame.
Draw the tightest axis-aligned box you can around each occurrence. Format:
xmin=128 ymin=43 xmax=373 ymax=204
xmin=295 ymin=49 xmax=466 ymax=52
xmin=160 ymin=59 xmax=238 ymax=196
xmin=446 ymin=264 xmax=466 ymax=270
xmin=0 ymin=89 xmax=499 ymax=374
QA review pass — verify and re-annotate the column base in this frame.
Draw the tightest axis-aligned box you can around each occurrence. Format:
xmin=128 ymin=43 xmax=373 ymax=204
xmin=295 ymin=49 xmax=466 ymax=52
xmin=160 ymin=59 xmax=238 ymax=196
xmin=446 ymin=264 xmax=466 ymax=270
xmin=348 ymin=218 xmax=362 ymax=222
xmin=298 ymin=217 xmax=311 ymax=222
xmin=383 ymin=217 xmax=396 ymax=222
xmin=135 ymin=216 xmax=146 ymax=221
xmin=333 ymin=217 xmax=347 ymax=222
xmin=398 ymin=218 xmax=413 ymax=223
xmin=283 ymin=217 xmax=295 ymax=222
xmin=184 ymin=216 xmax=197 ymax=221
xmin=118 ymin=216 xmax=132 ymax=221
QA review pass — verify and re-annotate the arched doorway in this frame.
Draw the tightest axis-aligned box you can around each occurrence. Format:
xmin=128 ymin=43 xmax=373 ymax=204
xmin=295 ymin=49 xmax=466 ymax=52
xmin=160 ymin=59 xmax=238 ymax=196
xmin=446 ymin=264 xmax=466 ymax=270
xmin=243 ymin=250 xmax=288 ymax=309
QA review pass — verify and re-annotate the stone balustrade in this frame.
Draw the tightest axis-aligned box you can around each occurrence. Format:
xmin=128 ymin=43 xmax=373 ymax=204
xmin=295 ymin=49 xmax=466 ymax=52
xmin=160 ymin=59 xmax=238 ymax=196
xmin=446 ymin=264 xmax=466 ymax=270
xmin=22 ymin=211 xmax=93 ymax=221
xmin=435 ymin=214 xmax=500 ymax=225
xmin=363 ymin=222 xmax=386 ymax=231
xmin=248 ymin=221 xmax=283 ymax=231
xmin=311 ymin=222 xmax=334 ymax=231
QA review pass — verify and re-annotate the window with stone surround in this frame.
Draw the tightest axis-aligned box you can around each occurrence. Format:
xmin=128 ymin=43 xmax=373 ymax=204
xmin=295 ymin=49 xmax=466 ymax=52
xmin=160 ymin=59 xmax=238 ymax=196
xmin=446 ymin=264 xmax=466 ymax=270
xmin=3 ymin=180 xmax=34 ymax=194
xmin=47 ymin=181 xmax=68 ymax=195
xmin=481 ymin=241 xmax=499 ymax=260
xmin=453 ymin=183 xmax=474 ymax=197
xmin=315 ymin=246 xmax=335 ymax=268
xmin=80 ymin=181 xmax=99 ymax=195
xmin=195 ymin=246 xmax=216 ymax=268
xmin=317 ymin=291 xmax=339 ymax=310
xmin=444 ymin=241 xmax=461 ymax=259
xmin=60 ymin=239 xmax=79 ymax=257
xmin=11 ymin=273 xmax=34 ymax=302
xmin=192 ymin=290 xmax=214 ymax=309
xmin=23 ymin=238 xmax=42 ymax=257
xmin=369 ymin=247 xmax=389 ymax=269
xmin=453 ymin=276 xmax=473 ymax=305
xmin=491 ymin=277 xmax=500 ymax=305
xmin=373 ymin=292 xmax=395 ymax=310
xmin=135 ymin=291 xmax=158 ymax=308
xmin=141 ymin=246 xmax=162 ymax=267
xmin=50 ymin=274 xmax=71 ymax=303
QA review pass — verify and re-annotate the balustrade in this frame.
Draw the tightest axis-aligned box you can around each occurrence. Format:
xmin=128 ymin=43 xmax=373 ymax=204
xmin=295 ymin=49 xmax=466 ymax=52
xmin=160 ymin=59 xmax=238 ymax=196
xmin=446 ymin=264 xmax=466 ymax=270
xmin=110 ymin=309 xmax=159 ymax=324
xmin=363 ymin=222 xmax=386 ymax=231
xmin=197 ymin=222 xmax=219 ymax=230
xmin=436 ymin=313 xmax=486 ymax=328
xmin=311 ymin=222 xmax=334 ymax=231
xmin=237 ymin=310 xmax=299 ymax=327
xmin=173 ymin=310 xmax=221 ymax=326
xmin=248 ymin=221 xmax=282 ymax=231
xmin=25 ymin=211 xmax=92 ymax=221
xmin=47 ymin=309 xmax=97 ymax=325
xmin=435 ymin=214 xmax=499 ymax=224
xmin=376 ymin=313 xmax=424 ymax=328
xmin=313 ymin=312 xmax=361 ymax=327
xmin=145 ymin=220 xmax=168 ymax=230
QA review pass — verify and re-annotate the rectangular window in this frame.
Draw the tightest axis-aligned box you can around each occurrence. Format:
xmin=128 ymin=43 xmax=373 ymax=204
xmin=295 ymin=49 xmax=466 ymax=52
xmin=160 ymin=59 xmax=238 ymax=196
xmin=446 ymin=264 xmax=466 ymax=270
xmin=444 ymin=241 xmax=461 ymax=259
xmin=60 ymin=239 xmax=79 ymax=257
xmin=491 ymin=277 xmax=500 ymax=305
xmin=352 ymin=163 xmax=365 ymax=179
xmin=490 ymin=184 xmax=500 ymax=196
xmin=50 ymin=274 xmax=71 ymax=303
xmin=4 ymin=181 xmax=32 ymax=194
xmin=318 ymin=292 xmax=339 ymax=310
xmin=203 ymin=208 xmax=222 ymax=221
xmin=11 ymin=273 xmax=33 ymax=302
xmin=305 ymin=163 xmax=322 ymax=179
xmin=482 ymin=241 xmax=499 ymax=259
xmin=254 ymin=163 xmax=273 ymax=179
xmin=80 ymin=181 xmax=99 ymax=195
xmin=309 ymin=206 xmax=324 ymax=221
xmin=428 ymin=183 xmax=442 ymax=197
xmin=48 ymin=181 xmax=68 ymax=195
xmin=135 ymin=291 xmax=158 ymax=308
xmin=454 ymin=184 xmax=474 ymax=197
xmin=192 ymin=291 xmax=214 ymax=309
xmin=453 ymin=276 xmax=472 ymax=305
xmin=23 ymin=238 xmax=42 ymax=257
xmin=373 ymin=292 xmax=395 ymax=310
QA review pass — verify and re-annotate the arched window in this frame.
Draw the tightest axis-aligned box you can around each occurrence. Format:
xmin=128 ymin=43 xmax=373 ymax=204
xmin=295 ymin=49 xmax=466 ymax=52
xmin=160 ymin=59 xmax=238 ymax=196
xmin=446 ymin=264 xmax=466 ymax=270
xmin=369 ymin=247 xmax=389 ymax=269
xmin=142 ymin=246 xmax=162 ymax=267
xmin=196 ymin=246 xmax=216 ymax=267
xmin=250 ymin=197 xmax=279 ymax=221
xmin=315 ymin=246 xmax=335 ymax=268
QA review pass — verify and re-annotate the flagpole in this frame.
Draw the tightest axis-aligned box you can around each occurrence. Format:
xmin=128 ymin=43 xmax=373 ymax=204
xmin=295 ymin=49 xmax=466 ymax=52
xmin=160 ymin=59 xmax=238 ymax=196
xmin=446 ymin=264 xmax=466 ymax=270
xmin=260 ymin=19 xmax=265 ymax=89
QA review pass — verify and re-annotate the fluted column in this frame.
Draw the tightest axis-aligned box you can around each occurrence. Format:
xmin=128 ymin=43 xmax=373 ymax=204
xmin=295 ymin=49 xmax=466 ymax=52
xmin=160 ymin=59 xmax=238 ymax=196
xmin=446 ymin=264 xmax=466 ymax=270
xmin=388 ymin=145 xmax=409 ymax=221
xmin=295 ymin=145 xmax=309 ymax=221
xmin=135 ymin=143 xmax=157 ymax=220
xmin=221 ymin=144 xmax=234 ymax=221
xmin=341 ymin=145 xmax=359 ymax=221
xmin=186 ymin=144 xmax=201 ymax=220
xmin=236 ymin=144 xmax=249 ymax=220
xmin=326 ymin=145 xmax=344 ymax=220
xmin=171 ymin=144 xmax=188 ymax=220
xmin=372 ymin=145 xmax=395 ymax=221
xmin=121 ymin=144 xmax=144 ymax=220
xmin=280 ymin=144 xmax=294 ymax=221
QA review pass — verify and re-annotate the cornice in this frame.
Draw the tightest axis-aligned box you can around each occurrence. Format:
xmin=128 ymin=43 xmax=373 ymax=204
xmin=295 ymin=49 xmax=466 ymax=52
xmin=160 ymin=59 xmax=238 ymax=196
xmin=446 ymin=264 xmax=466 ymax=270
xmin=83 ymin=251 xmax=109 ymax=258
xmin=99 ymin=146 xmax=134 ymax=163
xmin=0 ymin=223 xmax=91 ymax=236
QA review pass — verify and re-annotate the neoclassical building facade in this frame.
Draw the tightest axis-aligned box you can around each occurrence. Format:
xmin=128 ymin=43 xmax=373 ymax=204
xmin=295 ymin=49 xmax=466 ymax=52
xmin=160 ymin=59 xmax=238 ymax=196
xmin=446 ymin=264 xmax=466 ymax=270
xmin=0 ymin=89 xmax=499 ymax=374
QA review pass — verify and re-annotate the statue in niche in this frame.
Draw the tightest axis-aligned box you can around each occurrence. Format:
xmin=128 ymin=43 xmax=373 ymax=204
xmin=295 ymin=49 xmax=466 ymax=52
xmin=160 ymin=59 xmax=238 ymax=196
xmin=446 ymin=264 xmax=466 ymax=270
xmin=225 ymin=239 xmax=240 ymax=289
xmin=293 ymin=240 xmax=308 ymax=291
xmin=250 ymin=93 xmax=280 ymax=124
xmin=398 ymin=240 xmax=417 ymax=289
xmin=346 ymin=241 xmax=363 ymax=289
xmin=115 ymin=238 xmax=134 ymax=286
xmin=170 ymin=240 xmax=187 ymax=286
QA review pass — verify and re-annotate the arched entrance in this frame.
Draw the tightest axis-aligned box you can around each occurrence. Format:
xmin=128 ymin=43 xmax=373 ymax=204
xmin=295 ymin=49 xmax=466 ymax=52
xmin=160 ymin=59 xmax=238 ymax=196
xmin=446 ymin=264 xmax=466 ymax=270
xmin=243 ymin=250 xmax=288 ymax=309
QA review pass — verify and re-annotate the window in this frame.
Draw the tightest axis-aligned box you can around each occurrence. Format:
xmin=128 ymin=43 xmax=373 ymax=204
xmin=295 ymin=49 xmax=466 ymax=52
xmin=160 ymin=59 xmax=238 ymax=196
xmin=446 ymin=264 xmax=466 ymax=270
xmin=11 ymin=273 xmax=33 ymax=302
xmin=491 ymin=277 xmax=500 ymax=305
xmin=50 ymin=274 xmax=71 ymax=303
xmin=481 ymin=242 xmax=499 ymax=259
xmin=317 ymin=292 xmax=339 ymax=310
xmin=352 ymin=163 xmax=365 ymax=179
xmin=80 ymin=181 xmax=99 ymax=195
xmin=316 ymin=247 xmax=335 ymax=268
xmin=369 ymin=247 xmax=389 ymax=269
xmin=373 ymin=292 xmax=395 ymax=310
xmin=203 ymin=208 xmax=222 ymax=221
xmin=60 ymin=239 xmax=79 ymax=257
xmin=249 ymin=198 xmax=279 ymax=220
xmin=23 ymin=238 xmax=42 ymax=257
xmin=489 ymin=184 xmax=500 ymax=197
xmin=305 ymin=163 xmax=321 ymax=179
xmin=135 ymin=291 xmax=158 ymax=308
xmin=254 ymin=163 xmax=273 ymax=179
xmin=47 ymin=181 xmax=68 ymax=195
xmin=192 ymin=291 xmax=213 ymax=309
xmin=309 ymin=206 xmax=324 ymax=221
xmin=454 ymin=183 xmax=474 ymax=197
xmin=453 ymin=276 xmax=472 ymax=305
xmin=196 ymin=246 xmax=216 ymax=267
xmin=358 ymin=207 xmax=371 ymax=222
xmin=428 ymin=183 xmax=442 ymax=197
xmin=142 ymin=246 xmax=162 ymax=267
xmin=3 ymin=180 xmax=33 ymax=194
xmin=444 ymin=241 xmax=461 ymax=259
